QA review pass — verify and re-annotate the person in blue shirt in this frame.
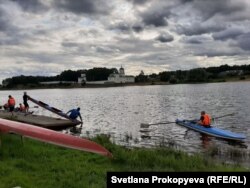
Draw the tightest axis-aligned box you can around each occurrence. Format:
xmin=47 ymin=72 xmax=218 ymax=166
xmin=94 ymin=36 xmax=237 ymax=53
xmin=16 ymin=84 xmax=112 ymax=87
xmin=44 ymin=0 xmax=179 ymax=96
xmin=66 ymin=107 xmax=83 ymax=123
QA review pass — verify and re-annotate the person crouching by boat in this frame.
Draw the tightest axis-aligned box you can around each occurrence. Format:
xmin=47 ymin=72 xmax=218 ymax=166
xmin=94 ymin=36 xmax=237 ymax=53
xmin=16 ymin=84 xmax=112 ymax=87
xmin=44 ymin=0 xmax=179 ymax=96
xmin=3 ymin=103 xmax=9 ymax=110
xmin=8 ymin=95 xmax=16 ymax=116
xmin=19 ymin=103 xmax=26 ymax=112
xmin=198 ymin=111 xmax=211 ymax=128
xmin=66 ymin=107 xmax=83 ymax=124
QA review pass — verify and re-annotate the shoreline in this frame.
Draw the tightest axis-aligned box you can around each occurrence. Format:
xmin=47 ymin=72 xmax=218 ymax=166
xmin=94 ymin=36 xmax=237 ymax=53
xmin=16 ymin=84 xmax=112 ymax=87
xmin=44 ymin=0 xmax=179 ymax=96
xmin=0 ymin=77 xmax=250 ymax=90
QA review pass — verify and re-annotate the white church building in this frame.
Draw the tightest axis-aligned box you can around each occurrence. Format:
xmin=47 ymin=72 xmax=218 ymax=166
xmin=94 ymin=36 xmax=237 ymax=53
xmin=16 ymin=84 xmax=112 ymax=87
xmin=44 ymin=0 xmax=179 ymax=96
xmin=78 ymin=66 xmax=135 ymax=84
xmin=108 ymin=66 xmax=135 ymax=83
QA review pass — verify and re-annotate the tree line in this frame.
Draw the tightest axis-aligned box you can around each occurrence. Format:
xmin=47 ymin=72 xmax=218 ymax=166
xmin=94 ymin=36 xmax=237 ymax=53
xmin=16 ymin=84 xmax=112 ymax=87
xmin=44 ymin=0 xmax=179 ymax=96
xmin=156 ymin=64 xmax=250 ymax=84
xmin=2 ymin=68 xmax=118 ymax=88
xmin=1 ymin=64 xmax=250 ymax=88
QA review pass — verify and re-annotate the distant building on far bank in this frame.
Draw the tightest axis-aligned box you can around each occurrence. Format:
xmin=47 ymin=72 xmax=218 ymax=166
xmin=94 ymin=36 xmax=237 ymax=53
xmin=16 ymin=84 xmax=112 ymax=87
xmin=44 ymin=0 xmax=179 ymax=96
xmin=78 ymin=74 xmax=86 ymax=84
xmin=78 ymin=66 xmax=135 ymax=84
xmin=107 ymin=66 xmax=135 ymax=83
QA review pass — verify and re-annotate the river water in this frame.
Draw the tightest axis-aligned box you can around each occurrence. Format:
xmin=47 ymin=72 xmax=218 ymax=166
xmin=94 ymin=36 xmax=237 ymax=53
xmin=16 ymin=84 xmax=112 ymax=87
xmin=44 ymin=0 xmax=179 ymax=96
xmin=1 ymin=82 xmax=250 ymax=167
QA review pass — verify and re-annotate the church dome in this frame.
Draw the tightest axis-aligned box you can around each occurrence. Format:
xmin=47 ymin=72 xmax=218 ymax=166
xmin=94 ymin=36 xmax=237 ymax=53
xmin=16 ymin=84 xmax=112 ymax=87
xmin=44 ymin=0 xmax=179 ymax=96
xmin=119 ymin=66 xmax=125 ymax=75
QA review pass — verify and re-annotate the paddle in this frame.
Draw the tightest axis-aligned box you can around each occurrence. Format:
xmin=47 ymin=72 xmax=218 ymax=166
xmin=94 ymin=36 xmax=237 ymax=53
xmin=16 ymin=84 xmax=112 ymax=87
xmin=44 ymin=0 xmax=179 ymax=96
xmin=140 ymin=121 xmax=176 ymax=127
xmin=141 ymin=113 xmax=236 ymax=127
xmin=211 ymin=113 xmax=235 ymax=121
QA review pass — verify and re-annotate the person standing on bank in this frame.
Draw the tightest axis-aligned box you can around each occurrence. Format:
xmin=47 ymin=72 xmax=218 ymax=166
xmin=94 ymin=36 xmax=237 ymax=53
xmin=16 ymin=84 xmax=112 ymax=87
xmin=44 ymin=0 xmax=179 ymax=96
xmin=66 ymin=107 xmax=83 ymax=124
xmin=23 ymin=91 xmax=29 ymax=114
xmin=8 ymin=95 xmax=16 ymax=116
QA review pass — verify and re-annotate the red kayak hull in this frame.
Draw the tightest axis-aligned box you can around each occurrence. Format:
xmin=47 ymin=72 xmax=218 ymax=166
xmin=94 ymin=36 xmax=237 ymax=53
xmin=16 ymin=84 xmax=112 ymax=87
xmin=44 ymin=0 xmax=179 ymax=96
xmin=0 ymin=118 xmax=112 ymax=158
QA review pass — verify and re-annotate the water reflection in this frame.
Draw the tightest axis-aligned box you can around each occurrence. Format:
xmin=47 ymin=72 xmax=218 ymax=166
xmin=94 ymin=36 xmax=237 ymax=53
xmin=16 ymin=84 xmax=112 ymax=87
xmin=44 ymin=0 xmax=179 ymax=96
xmin=200 ymin=134 xmax=212 ymax=149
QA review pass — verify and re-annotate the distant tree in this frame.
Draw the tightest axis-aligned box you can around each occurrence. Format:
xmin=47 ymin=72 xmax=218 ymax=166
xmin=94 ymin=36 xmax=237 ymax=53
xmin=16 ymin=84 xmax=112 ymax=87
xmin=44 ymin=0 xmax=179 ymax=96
xmin=86 ymin=67 xmax=117 ymax=81
xmin=218 ymin=64 xmax=231 ymax=72
xmin=148 ymin=73 xmax=159 ymax=80
xmin=175 ymin=70 xmax=188 ymax=82
xmin=135 ymin=70 xmax=148 ymax=82
xmin=159 ymin=71 xmax=171 ymax=82
xmin=187 ymin=68 xmax=208 ymax=82
xmin=59 ymin=70 xmax=81 ymax=81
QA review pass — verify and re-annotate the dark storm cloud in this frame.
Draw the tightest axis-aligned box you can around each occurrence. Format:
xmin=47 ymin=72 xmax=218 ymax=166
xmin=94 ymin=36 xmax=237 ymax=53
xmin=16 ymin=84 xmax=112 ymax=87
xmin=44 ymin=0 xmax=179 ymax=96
xmin=127 ymin=0 xmax=149 ymax=5
xmin=236 ymin=33 xmax=250 ymax=51
xmin=11 ymin=0 xmax=48 ymax=13
xmin=140 ymin=11 xmax=169 ymax=27
xmin=110 ymin=22 xmax=131 ymax=32
xmin=195 ymin=50 xmax=240 ymax=57
xmin=174 ymin=0 xmax=250 ymax=39
xmin=0 ymin=7 xmax=21 ymax=45
xmin=53 ymin=0 xmax=112 ymax=15
xmin=0 ymin=37 xmax=22 ymax=46
xmin=187 ymin=0 xmax=247 ymax=21
xmin=155 ymin=33 xmax=174 ymax=43
xmin=127 ymin=0 xmax=150 ymax=4
xmin=132 ymin=24 xmax=144 ymax=33
xmin=109 ymin=22 xmax=144 ymax=33
xmin=137 ymin=1 xmax=179 ymax=27
xmin=212 ymin=28 xmax=245 ymax=41
xmin=61 ymin=42 xmax=79 ymax=48
xmin=176 ymin=23 xmax=225 ymax=36
xmin=111 ymin=37 xmax=155 ymax=54
xmin=183 ymin=36 xmax=210 ymax=44
xmin=0 ymin=10 xmax=9 ymax=32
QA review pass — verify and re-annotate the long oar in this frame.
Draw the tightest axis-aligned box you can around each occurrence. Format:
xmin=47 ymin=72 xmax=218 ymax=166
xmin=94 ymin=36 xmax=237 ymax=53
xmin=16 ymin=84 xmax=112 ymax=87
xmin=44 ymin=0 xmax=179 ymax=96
xmin=142 ymin=113 xmax=236 ymax=127
xmin=141 ymin=121 xmax=176 ymax=127
xmin=212 ymin=113 xmax=235 ymax=120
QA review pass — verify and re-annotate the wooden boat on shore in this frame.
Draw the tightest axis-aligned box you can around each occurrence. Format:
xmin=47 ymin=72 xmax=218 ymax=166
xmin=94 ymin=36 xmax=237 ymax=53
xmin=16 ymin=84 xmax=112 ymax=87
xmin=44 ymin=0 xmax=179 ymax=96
xmin=0 ymin=110 xmax=80 ymax=130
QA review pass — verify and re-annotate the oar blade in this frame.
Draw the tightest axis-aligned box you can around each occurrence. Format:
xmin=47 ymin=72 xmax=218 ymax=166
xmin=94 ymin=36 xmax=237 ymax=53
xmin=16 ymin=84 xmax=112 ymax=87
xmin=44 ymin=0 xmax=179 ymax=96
xmin=140 ymin=123 xmax=150 ymax=128
xmin=141 ymin=121 xmax=175 ymax=126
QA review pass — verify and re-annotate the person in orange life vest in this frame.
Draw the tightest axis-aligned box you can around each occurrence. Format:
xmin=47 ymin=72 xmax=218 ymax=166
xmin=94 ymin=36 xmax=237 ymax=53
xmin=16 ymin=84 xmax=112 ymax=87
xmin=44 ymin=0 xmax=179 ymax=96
xmin=8 ymin=95 xmax=16 ymax=116
xmin=198 ymin=111 xmax=211 ymax=128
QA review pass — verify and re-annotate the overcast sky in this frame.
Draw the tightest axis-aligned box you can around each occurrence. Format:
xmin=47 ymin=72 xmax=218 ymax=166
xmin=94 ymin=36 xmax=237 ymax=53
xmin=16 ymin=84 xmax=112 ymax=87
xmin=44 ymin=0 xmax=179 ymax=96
xmin=1 ymin=0 xmax=250 ymax=82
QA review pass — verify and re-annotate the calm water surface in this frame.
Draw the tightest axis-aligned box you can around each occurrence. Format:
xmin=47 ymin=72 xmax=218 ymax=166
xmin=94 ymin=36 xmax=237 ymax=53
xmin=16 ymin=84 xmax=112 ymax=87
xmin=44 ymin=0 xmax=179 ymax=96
xmin=1 ymin=82 xmax=250 ymax=167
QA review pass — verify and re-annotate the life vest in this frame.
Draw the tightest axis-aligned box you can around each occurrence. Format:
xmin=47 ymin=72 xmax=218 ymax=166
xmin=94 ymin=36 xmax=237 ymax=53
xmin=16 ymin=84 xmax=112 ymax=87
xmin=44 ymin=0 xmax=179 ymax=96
xmin=202 ymin=114 xmax=211 ymax=127
xmin=8 ymin=97 xmax=16 ymax=106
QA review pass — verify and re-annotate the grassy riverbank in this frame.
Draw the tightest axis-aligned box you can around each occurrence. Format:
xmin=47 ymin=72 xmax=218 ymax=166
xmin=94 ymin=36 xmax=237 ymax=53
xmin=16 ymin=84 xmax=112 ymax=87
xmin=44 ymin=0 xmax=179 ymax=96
xmin=0 ymin=134 xmax=246 ymax=188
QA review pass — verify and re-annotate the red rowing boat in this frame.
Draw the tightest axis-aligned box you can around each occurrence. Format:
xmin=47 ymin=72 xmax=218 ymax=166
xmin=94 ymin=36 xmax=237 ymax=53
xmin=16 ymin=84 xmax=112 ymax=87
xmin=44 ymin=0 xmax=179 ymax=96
xmin=0 ymin=118 xmax=112 ymax=158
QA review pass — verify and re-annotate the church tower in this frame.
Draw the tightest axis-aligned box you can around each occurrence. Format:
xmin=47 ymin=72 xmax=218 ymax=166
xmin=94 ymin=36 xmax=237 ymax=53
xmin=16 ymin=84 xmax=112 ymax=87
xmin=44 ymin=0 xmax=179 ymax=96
xmin=119 ymin=66 xmax=125 ymax=76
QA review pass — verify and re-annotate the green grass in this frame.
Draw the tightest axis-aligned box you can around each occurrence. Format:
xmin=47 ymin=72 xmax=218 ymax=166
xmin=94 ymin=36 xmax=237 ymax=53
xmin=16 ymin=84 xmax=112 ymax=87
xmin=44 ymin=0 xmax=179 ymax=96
xmin=0 ymin=134 xmax=247 ymax=188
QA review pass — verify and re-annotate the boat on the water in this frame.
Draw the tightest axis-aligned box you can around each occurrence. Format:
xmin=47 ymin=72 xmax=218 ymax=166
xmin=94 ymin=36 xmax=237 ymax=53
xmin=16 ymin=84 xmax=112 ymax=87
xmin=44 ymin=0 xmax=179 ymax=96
xmin=175 ymin=119 xmax=246 ymax=141
xmin=0 ymin=110 xmax=80 ymax=130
